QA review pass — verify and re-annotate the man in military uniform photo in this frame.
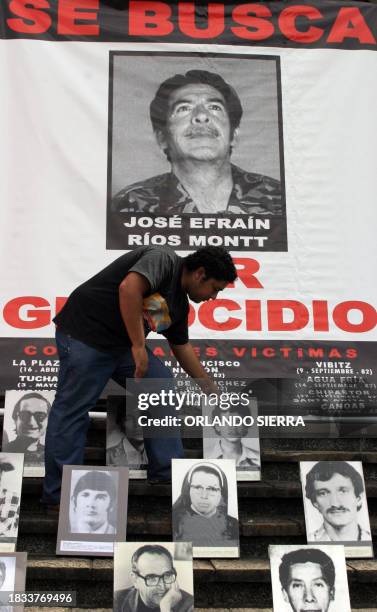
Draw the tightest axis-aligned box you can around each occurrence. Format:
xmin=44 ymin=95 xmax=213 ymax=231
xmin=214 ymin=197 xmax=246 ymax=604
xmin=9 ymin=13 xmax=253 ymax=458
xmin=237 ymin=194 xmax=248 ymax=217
xmin=112 ymin=70 xmax=282 ymax=216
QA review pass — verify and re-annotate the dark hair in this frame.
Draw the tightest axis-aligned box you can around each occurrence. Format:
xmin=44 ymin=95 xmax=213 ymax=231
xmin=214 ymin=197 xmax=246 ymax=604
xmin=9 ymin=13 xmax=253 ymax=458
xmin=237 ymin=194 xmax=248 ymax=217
xmin=150 ymin=69 xmax=243 ymax=135
xmin=72 ymin=470 xmax=116 ymax=506
xmin=0 ymin=460 xmax=15 ymax=473
xmin=211 ymin=401 xmax=251 ymax=421
xmin=305 ymin=461 xmax=364 ymax=504
xmin=173 ymin=462 xmax=228 ymax=516
xmin=184 ymin=247 xmax=237 ymax=283
xmin=12 ymin=392 xmax=51 ymax=421
xmin=279 ymin=548 xmax=335 ymax=591
xmin=115 ymin=406 xmax=137 ymax=434
xmin=131 ymin=544 xmax=174 ymax=573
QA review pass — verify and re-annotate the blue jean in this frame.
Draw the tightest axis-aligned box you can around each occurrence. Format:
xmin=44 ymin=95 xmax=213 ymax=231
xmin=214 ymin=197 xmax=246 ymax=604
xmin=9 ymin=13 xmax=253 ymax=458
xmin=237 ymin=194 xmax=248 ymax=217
xmin=42 ymin=330 xmax=184 ymax=504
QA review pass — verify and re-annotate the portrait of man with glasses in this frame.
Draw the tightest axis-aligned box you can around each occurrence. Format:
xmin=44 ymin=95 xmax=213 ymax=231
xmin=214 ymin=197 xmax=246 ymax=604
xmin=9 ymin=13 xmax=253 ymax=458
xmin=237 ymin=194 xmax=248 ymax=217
xmin=2 ymin=391 xmax=52 ymax=468
xmin=114 ymin=543 xmax=194 ymax=612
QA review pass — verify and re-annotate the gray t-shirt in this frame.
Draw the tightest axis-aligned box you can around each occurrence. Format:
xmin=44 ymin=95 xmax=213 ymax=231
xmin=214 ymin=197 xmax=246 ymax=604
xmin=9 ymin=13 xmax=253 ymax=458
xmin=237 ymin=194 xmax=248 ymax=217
xmin=54 ymin=247 xmax=189 ymax=352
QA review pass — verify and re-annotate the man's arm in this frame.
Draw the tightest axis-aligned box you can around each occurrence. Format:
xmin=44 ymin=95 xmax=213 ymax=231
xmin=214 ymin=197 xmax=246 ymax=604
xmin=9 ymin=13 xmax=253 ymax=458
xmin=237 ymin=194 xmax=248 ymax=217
xmin=170 ymin=342 xmax=219 ymax=394
xmin=119 ymin=272 xmax=150 ymax=378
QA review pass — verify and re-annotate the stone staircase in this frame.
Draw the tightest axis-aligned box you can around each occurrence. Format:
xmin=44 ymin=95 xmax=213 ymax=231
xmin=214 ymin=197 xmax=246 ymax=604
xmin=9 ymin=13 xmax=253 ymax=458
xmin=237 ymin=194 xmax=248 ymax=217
xmin=8 ymin=403 xmax=377 ymax=611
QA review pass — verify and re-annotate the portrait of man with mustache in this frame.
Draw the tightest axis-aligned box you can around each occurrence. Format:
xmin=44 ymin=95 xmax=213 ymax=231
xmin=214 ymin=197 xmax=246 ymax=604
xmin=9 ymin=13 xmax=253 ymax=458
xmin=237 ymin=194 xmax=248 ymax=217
xmin=304 ymin=461 xmax=371 ymax=543
xmin=112 ymin=69 xmax=282 ymax=216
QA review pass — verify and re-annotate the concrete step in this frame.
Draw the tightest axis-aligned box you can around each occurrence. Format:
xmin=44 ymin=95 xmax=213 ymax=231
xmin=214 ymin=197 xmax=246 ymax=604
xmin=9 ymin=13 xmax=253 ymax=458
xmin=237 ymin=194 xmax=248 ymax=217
xmin=19 ymin=477 xmax=377 ymax=500
xmin=82 ymin=418 xmax=377 ymax=449
xmin=27 ymin=531 xmax=376 ymax=558
xmin=15 ymin=532 xmax=316 ymax=558
xmin=262 ymin=449 xmax=377 ymax=462
xmin=17 ymin=510 xmax=377 ymax=538
xmin=83 ymin=421 xmax=377 ymax=445
xmin=81 ymin=445 xmax=377 ymax=463
xmin=20 ymin=557 xmax=377 ymax=582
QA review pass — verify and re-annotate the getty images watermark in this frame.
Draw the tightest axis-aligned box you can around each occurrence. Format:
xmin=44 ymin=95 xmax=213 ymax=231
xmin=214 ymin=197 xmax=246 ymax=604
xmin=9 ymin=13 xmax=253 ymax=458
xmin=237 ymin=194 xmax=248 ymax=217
xmin=124 ymin=378 xmax=305 ymax=438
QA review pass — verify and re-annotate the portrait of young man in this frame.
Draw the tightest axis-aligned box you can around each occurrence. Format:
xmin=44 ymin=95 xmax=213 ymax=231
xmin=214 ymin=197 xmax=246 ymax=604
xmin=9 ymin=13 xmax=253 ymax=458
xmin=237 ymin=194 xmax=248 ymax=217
xmin=114 ymin=542 xmax=194 ymax=612
xmin=107 ymin=53 xmax=286 ymax=251
xmin=301 ymin=461 xmax=373 ymax=557
xmin=3 ymin=390 xmax=53 ymax=471
xmin=203 ymin=399 xmax=260 ymax=481
xmin=57 ymin=465 xmax=128 ymax=557
xmin=269 ymin=545 xmax=351 ymax=612
xmin=68 ymin=470 xmax=118 ymax=535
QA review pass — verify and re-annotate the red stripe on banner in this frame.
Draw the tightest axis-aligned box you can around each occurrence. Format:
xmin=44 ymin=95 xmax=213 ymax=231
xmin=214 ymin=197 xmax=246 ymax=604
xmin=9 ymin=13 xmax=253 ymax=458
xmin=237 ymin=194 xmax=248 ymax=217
xmin=1 ymin=1 xmax=376 ymax=49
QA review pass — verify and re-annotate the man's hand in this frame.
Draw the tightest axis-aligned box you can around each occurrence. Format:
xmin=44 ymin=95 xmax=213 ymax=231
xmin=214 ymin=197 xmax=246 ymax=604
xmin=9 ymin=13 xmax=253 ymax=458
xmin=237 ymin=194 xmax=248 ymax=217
xmin=131 ymin=345 xmax=149 ymax=379
xmin=159 ymin=582 xmax=183 ymax=612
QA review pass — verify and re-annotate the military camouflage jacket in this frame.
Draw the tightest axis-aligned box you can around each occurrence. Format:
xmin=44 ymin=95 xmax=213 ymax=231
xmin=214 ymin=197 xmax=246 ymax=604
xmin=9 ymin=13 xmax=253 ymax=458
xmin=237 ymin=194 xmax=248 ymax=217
xmin=112 ymin=164 xmax=282 ymax=215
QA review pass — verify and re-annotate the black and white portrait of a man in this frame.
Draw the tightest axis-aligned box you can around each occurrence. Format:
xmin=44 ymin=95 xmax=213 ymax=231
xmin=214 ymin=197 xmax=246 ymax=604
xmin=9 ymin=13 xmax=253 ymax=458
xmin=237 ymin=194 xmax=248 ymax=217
xmin=107 ymin=52 xmax=286 ymax=251
xmin=106 ymin=397 xmax=148 ymax=478
xmin=269 ymin=545 xmax=351 ymax=612
xmin=112 ymin=68 xmax=282 ymax=216
xmin=2 ymin=390 xmax=54 ymax=475
xmin=69 ymin=469 xmax=118 ymax=534
xmin=114 ymin=542 xmax=194 ymax=612
xmin=300 ymin=461 xmax=373 ymax=558
xmin=203 ymin=397 xmax=260 ymax=481
xmin=57 ymin=465 xmax=129 ymax=557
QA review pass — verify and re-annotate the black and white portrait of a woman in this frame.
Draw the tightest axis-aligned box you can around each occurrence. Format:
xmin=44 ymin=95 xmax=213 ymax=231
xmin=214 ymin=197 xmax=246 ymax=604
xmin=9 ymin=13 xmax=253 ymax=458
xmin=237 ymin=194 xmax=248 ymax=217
xmin=172 ymin=459 xmax=239 ymax=558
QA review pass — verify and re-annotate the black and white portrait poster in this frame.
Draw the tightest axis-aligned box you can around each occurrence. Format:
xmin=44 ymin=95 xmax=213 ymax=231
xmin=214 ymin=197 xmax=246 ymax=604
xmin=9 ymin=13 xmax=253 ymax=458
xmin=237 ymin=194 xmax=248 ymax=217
xmin=107 ymin=51 xmax=286 ymax=252
xmin=0 ymin=454 xmax=24 ymax=553
xmin=300 ymin=461 xmax=373 ymax=558
xmin=269 ymin=544 xmax=351 ymax=612
xmin=57 ymin=465 xmax=129 ymax=557
xmin=0 ymin=0 xmax=377 ymax=472
xmin=0 ymin=552 xmax=27 ymax=612
xmin=106 ymin=396 xmax=148 ymax=479
xmin=203 ymin=396 xmax=260 ymax=481
xmin=2 ymin=390 xmax=54 ymax=477
xmin=113 ymin=542 xmax=194 ymax=612
xmin=172 ymin=458 xmax=239 ymax=558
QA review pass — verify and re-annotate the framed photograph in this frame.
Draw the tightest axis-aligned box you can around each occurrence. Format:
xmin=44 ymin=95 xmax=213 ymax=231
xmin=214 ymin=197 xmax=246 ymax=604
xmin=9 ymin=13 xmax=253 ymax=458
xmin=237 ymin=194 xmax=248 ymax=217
xmin=114 ymin=542 xmax=194 ymax=612
xmin=203 ymin=396 xmax=260 ymax=481
xmin=56 ymin=465 xmax=129 ymax=556
xmin=107 ymin=51 xmax=286 ymax=252
xmin=2 ymin=390 xmax=54 ymax=477
xmin=106 ymin=396 xmax=148 ymax=479
xmin=172 ymin=459 xmax=239 ymax=558
xmin=300 ymin=460 xmax=373 ymax=558
xmin=0 ymin=552 xmax=27 ymax=612
xmin=0 ymin=454 xmax=24 ymax=552
xmin=269 ymin=544 xmax=351 ymax=612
